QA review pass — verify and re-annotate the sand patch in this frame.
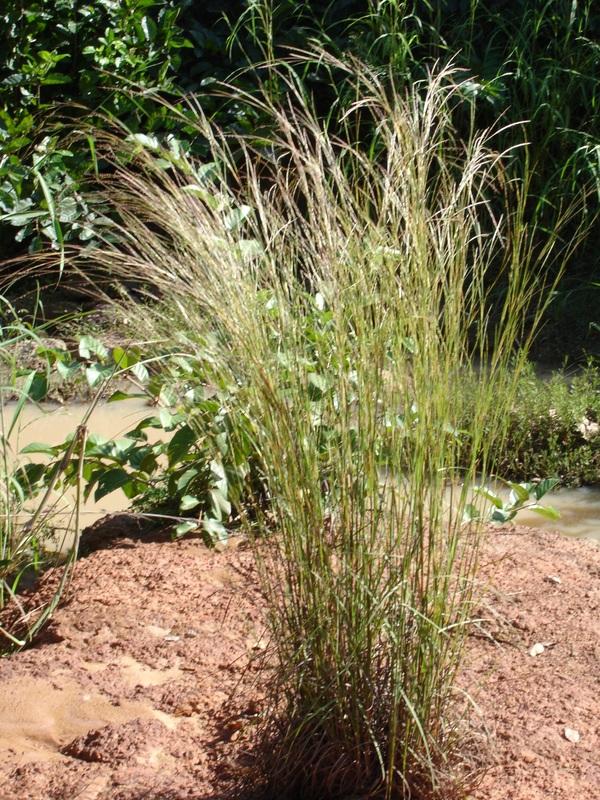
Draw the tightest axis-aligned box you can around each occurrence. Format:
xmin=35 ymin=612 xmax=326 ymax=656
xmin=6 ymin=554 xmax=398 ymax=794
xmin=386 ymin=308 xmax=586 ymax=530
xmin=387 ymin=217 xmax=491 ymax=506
xmin=0 ymin=676 xmax=174 ymax=766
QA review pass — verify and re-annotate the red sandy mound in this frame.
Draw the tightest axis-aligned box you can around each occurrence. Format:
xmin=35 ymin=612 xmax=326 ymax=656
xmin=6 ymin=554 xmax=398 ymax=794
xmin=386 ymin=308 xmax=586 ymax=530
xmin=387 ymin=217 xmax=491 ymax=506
xmin=0 ymin=523 xmax=598 ymax=800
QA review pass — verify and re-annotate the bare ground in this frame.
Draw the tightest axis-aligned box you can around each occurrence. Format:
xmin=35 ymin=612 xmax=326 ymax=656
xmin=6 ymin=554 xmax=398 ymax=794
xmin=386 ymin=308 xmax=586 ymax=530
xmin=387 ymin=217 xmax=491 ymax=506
xmin=0 ymin=522 xmax=598 ymax=800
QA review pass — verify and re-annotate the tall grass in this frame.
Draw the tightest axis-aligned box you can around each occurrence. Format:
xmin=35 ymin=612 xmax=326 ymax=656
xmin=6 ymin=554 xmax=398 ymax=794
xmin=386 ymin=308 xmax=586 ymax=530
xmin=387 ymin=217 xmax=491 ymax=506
xmin=86 ymin=57 xmax=581 ymax=797
xmin=0 ymin=311 xmax=85 ymax=651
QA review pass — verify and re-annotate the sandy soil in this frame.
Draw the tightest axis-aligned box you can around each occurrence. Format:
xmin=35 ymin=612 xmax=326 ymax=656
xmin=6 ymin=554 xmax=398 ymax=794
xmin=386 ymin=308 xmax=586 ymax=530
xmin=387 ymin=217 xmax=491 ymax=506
xmin=0 ymin=520 xmax=598 ymax=800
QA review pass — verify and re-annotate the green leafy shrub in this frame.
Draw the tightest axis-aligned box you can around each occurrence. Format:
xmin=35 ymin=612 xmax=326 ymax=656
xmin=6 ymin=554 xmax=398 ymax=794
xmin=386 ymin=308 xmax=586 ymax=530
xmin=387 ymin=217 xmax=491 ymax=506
xmin=18 ymin=333 xmax=260 ymax=544
xmin=0 ymin=0 xmax=190 ymax=255
xmin=484 ymin=363 xmax=600 ymax=486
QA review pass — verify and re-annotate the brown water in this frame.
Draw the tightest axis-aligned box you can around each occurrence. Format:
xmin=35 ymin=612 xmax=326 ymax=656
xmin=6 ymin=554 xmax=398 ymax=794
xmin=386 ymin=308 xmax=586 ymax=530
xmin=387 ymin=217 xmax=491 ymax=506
xmin=511 ymin=486 xmax=600 ymax=542
xmin=2 ymin=400 xmax=154 ymax=548
xmin=5 ymin=402 xmax=600 ymax=545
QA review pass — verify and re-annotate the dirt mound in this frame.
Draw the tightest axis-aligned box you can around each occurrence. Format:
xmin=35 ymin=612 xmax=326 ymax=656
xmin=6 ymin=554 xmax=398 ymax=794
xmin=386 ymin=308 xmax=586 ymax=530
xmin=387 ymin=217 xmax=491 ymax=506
xmin=0 ymin=525 xmax=598 ymax=799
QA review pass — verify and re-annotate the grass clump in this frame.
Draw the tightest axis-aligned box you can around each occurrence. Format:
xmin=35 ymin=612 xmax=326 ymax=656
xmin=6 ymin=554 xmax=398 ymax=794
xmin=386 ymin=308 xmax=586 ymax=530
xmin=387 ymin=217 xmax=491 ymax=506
xmin=85 ymin=57 xmax=580 ymax=798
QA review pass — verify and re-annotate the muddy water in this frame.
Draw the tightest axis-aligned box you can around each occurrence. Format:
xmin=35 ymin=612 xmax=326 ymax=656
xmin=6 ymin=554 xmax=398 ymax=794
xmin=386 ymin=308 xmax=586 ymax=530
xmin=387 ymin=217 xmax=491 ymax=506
xmin=3 ymin=400 xmax=154 ymax=547
xmin=442 ymin=480 xmax=600 ymax=543
xmin=512 ymin=486 xmax=600 ymax=542
xmin=6 ymin=402 xmax=600 ymax=544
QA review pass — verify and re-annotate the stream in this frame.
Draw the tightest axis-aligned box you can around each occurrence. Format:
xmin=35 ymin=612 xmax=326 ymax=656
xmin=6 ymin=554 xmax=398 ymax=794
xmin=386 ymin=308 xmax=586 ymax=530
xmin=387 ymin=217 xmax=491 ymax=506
xmin=2 ymin=400 xmax=153 ymax=548
xmin=3 ymin=402 xmax=600 ymax=544
xmin=507 ymin=486 xmax=600 ymax=541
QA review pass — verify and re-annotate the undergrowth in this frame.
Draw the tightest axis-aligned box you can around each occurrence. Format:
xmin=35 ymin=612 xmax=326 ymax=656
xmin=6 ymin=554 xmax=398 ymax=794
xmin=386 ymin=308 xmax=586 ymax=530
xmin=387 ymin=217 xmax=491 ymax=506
xmin=0 ymin=306 xmax=83 ymax=652
xmin=480 ymin=363 xmax=600 ymax=486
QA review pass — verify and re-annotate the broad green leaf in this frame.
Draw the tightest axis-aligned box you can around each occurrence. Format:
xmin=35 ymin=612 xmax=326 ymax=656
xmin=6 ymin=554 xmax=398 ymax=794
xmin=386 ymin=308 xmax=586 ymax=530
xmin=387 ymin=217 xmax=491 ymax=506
xmin=224 ymin=204 xmax=252 ymax=231
xmin=85 ymin=364 xmax=111 ymax=387
xmin=27 ymin=372 xmax=48 ymax=402
xmin=210 ymin=458 xmax=226 ymax=480
xmin=534 ymin=478 xmax=560 ymax=501
xmin=94 ymin=468 xmax=131 ymax=501
xmin=308 ymin=372 xmax=328 ymax=399
xmin=158 ymin=384 xmax=178 ymax=407
xmin=56 ymin=360 xmax=81 ymax=380
xmin=529 ymin=504 xmax=561 ymax=521
xmin=194 ymin=162 xmax=219 ymax=183
xmin=86 ymin=433 xmax=110 ymax=448
xmin=215 ymin=431 xmax=228 ymax=455
xmin=42 ymin=72 xmax=71 ymax=85
xmin=131 ymin=361 xmax=150 ymax=384
xmin=79 ymin=335 xmax=108 ymax=361
xmin=154 ymin=158 xmax=172 ymax=170
xmin=130 ymin=415 xmax=161 ymax=432
xmin=180 ymin=494 xmax=200 ymax=511
xmin=110 ymin=438 xmax=137 ymax=459
xmin=108 ymin=390 xmax=131 ymax=402
xmin=210 ymin=458 xmax=227 ymax=494
xmin=508 ymin=481 xmax=531 ymax=504
xmin=58 ymin=196 xmax=78 ymax=222
xmin=181 ymin=184 xmax=219 ymax=208
xmin=126 ymin=133 xmax=160 ymax=151
xmin=176 ymin=467 xmax=199 ymax=492
xmin=175 ymin=520 xmax=198 ymax=538
xmin=140 ymin=15 xmax=157 ymax=40
xmin=474 ymin=486 xmax=504 ymax=509
xmin=172 ymin=355 xmax=194 ymax=374
xmin=159 ymin=408 xmax=177 ymax=430
xmin=490 ymin=508 xmax=516 ymax=523
xmin=138 ymin=451 xmax=158 ymax=473
xmin=20 ymin=442 xmax=58 ymax=456
xmin=13 ymin=462 xmax=45 ymax=494
xmin=121 ymin=480 xmax=139 ymax=500
xmin=112 ymin=346 xmax=130 ymax=368
xmin=202 ymin=517 xmax=227 ymax=542
xmin=210 ymin=488 xmax=231 ymax=520
xmin=33 ymin=167 xmax=64 ymax=276
xmin=167 ymin=424 xmax=196 ymax=466
xmin=127 ymin=445 xmax=154 ymax=470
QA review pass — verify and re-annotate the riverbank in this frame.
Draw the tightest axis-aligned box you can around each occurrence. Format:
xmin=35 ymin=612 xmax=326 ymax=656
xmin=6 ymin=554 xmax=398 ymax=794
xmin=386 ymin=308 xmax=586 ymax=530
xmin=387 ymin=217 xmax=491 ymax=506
xmin=0 ymin=521 xmax=598 ymax=799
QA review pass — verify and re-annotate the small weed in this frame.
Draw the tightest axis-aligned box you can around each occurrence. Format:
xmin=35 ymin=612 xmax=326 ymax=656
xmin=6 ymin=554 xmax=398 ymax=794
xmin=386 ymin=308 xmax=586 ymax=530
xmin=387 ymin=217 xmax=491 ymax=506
xmin=0 ymin=304 xmax=84 ymax=652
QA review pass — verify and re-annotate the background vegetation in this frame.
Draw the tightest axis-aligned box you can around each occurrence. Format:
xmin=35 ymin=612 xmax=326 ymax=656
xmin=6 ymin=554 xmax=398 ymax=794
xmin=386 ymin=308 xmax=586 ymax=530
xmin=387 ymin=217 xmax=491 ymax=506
xmin=1 ymin=0 xmax=599 ymax=358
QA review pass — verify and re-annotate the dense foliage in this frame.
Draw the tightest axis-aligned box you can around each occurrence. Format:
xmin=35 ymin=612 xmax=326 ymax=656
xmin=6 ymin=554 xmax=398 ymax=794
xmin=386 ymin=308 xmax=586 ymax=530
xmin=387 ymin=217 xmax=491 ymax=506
xmin=0 ymin=0 xmax=188 ymax=254
xmin=2 ymin=3 xmax=599 ymax=263
xmin=484 ymin=363 xmax=600 ymax=486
